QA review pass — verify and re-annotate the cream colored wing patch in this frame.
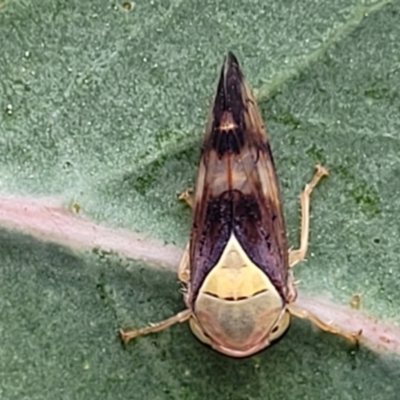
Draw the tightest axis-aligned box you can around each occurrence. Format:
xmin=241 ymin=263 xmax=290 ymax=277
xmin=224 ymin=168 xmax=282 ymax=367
xmin=199 ymin=234 xmax=281 ymax=303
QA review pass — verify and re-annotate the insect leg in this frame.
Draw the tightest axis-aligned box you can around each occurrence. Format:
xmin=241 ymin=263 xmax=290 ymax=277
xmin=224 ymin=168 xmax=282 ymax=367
xmin=178 ymin=242 xmax=191 ymax=283
xmin=119 ymin=309 xmax=192 ymax=344
xmin=178 ymin=189 xmax=194 ymax=209
xmin=288 ymin=303 xmax=361 ymax=343
xmin=289 ymin=164 xmax=329 ymax=268
xmin=177 ymin=187 xmax=192 ymax=283
xmin=120 ymin=240 xmax=191 ymax=344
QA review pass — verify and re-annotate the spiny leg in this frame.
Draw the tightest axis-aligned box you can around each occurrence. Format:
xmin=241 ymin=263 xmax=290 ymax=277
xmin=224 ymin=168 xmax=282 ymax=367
xmin=288 ymin=303 xmax=361 ymax=343
xmin=120 ymin=309 xmax=192 ymax=344
xmin=289 ymin=164 xmax=329 ymax=268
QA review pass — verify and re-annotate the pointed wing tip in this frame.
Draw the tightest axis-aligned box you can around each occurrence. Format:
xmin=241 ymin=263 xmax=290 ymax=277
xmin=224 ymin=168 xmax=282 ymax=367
xmin=225 ymin=51 xmax=239 ymax=68
xmin=218 ymin=52 xmax=242 ymax=84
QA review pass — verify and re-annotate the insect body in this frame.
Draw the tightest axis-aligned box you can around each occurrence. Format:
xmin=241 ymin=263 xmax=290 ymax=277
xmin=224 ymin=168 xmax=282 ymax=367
xmin=120 ymin=52 xmax=357 ymax=357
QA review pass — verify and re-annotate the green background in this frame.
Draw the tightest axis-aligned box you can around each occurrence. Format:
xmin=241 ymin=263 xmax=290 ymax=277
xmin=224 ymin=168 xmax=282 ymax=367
xmin=1 ymin=0 xmax=400 ymax=398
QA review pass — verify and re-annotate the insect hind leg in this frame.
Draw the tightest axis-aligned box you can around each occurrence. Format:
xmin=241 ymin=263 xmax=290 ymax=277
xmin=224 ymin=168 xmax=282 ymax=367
xmin=120 ymin=309 xmax=191 ymax=344
xmin=288 ymin=303 xmax=361 ymax=343
xmin=289 ymin=164 xmax=329 ymax=268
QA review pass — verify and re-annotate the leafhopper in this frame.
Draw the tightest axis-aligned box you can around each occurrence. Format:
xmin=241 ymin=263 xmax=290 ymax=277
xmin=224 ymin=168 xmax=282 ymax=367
xmin=120 ymin=52 xmax=357 ymax=357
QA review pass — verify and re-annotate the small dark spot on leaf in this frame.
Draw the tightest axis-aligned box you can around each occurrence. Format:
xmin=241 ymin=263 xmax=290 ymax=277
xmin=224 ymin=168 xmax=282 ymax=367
xmin=336 ymin=165 xmax=351 ymax=179
xmin=96 ymin=283 xmax=107 ymax=300
xmin=131 ymin=159 xmax=164 ymax=195
xmin=63 ymin=160 xmax=73 ymax=170
xmin=288 ymin=135 xmax=297 ymax=146
xmin=92 ymin=247 xmax=112 ymax=260
xmin=336 ymin=165 xmax=381 ymax=218
xmin=364 ymin=87 xmax=389 ymax=100
xmin=349 ymin=183 xmax=381 ymax=218
xmin=306 ymin=144 xmax=326 ymax=165
xmin=281 ymin=112 xmax=301 ymax=128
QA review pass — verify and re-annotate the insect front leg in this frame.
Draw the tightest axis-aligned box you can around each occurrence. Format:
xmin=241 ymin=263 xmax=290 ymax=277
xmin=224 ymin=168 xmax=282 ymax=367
xmin=287 ymin=303 xmax=361 ymax=343
xmin=178 ymin=188 xmax=194 ymax=209
xmin=289 ymin=164 xmax=329 ymax=268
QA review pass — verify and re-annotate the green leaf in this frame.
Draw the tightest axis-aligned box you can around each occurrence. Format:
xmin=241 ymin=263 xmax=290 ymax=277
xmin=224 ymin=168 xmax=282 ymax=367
xmin=1 ymin=0 xmax=400 ymax=398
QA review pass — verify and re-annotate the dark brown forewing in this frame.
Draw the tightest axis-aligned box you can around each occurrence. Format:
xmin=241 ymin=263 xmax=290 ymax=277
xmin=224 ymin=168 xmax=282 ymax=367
xmin=189 ymin=53 xmax=289 ymax=303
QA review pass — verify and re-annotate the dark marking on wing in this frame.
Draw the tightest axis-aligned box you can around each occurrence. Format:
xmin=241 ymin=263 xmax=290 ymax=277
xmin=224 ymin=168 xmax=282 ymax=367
xmin=190 ymin=192 xmax=232 ymax=296
xmin=209 ymin=53 xmax=246 ymax=157
xmin=190 ymin=188 xmax=288 ymax=302
xmin=211 ymin=125 xmax=244 ymax=155
xmin=232 ymin=191 xmax=288 ymax=297
xmin=189 ymin=52 xmax=289 ymax=304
